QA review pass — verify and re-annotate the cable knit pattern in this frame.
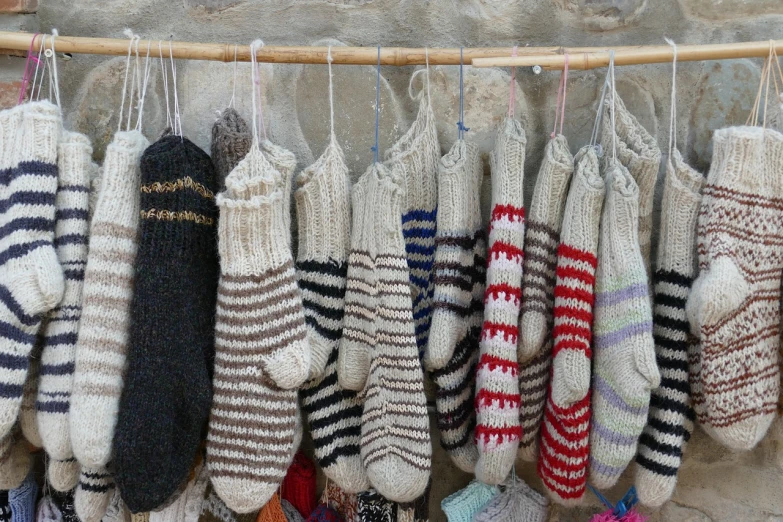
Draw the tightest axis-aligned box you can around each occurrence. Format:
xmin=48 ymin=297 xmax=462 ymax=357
xmin=635 ymin=149 xmax=703 ymax=507
xmin=537 ymin=146 xmax=604 ymax=505
xmin=686 ymin=126 xmax=783 ymax=450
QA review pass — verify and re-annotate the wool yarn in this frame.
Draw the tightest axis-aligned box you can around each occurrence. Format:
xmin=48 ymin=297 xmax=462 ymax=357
xmin=198 ymin=484 xmax=259 ymax=522
xmin=589 ymin=161 xmax=659 ymax=490
xmin=37 ymin=496 xmax=63 ymax=522
xmin=472 ymin=480 xmax=549 ymax=522
xmin=254 ymin=495 xmax=286 ymax=522
xmin=635 ymin=149 xmax=703 ymax=507
xmin=396 ymin=480 xmax=430 ymax=522
xmin=259 ymin=140 xmax=297 ymax=248
xmin=356 ymin=490 xmax=395 ymax=522
xmin=303 ymin=505 xmax=339 ymax=522
xmin=211 ymin=108 xmax=252 ymax=189
xmin=36 ymin=130 xmax=93 ymax=462
xmin=319 ymin=481 xmax=357 ymax=522
xmin=686 ymin=126 xmax=783 ymax=450
xmin=428 ymin=139 xmax=483 ymax=473
xmin=279 ymin=501 xmax=303 ymax=522
xmin=475 ymin=117 xmax=526 ymax=485
xmin=70 ymin=129 xmax=149 ymax=468
xmin=18 ymin=347 xmax=40 ymax=447
xmin=47 ymin=457 xmax=80 ymax=492
xmin=75 ymin=466 xmax=115 ymax=522
xmin=440 ymin=481 xmax=498 ymax=522
xmin=517 ymin=135 xmax=574 ymax=462
xmin=280 ymin=452 xmax=317 ymax=519
xmin=102 ymin=489 xmax=131 ymax=522
xmin=537 ymin=146 xmax=604 ymax=505
xmin=0 ymin=101 xmax=64 ymax=439
xmin=0 ymin=424 xmax=29 ymax=489
xmin=148 ymin=463 xmax=209 ymax=522
xmin=9 ymin=471 xmax=37 ymax=522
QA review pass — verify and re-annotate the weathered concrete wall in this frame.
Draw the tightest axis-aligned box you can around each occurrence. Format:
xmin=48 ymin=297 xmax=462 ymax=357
xmin=33 ymin=0 xmax=783 ymax=520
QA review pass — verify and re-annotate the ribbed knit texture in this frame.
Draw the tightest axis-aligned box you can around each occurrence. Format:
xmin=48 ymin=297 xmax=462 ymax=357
xmin=36 ymin=130 xmax=92 ymax=462
xmin=589 ymin=162 xmax=660 ymax=490
xmin=686 ymin=126 xmax=783 ymax=450
xmin=517 ymin=135 xmax=574 ymax=462
xmin=634 ymin=149 xmax=703 ymax=507
xmin=74 ymin=466 xmax=114 ymax=522
xmin=47 ymin=458 xmax=80 ymax=492
xmin=0 ymin=101 xmax=64 ymax=439
xmin=475 ymin=117 xmax=526 ymax=485
xmin=537 ymin=146 xmax=603 ymax=505
xmin=385 ymin=92 xmax=439 ymax=356
xmin=211 ymin=109 xmax=251 ymax=190
xmin=280 ymin=452 xmax=317 ymax=519
xmin=356 ymin=489 xmax=395 ymax=522
xmin=9 ymin=471 xmax=36 ymax=522
xmin=207 ymin=144 xmax=304 ymax=514
xmin=280 ymin=500 xmax=303 ymax=522
xmin=70 ymin=129 xmax=149 ymax=468
xmin=472 ymin=480 xmax=549 ymax=522
xmin=256 ymin=495 xmax=287 ymax=522
xmin=440 ymin=481 xmax=498 ymax=522
xmin=428 ymin=139 xmax=483 ymax=473
xmin=259 ymin=140 xmax=297 ymax=249
xmin=0 ymin=424 xmax=29 ymax=489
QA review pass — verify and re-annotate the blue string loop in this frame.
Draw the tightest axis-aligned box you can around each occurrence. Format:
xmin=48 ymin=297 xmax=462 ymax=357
xmin=372 ymin=44 xmax=381 ymax=163
xmin=588 ymin=485 xmax=639 ymax=518
xmin=457 ymin=46 xmax=469 ymax=140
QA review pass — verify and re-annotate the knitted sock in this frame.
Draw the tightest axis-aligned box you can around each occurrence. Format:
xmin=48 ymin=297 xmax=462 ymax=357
xmin=635 ymin=149 xmax=703 ymax=507
xmin=113 ymin=135 xmax=219 ymax=512
xmin=589 ymin=162 xmax=660 ymax=490
xmin=280 ymin=452 xmax=316 ymax=519
xmin=198 ymin=483 xmax=258 ymax=522
xmin=356 ymin=490 xmax=395 ymax=522
xmin=130 ymin=514 xmax=149 ymax=522
xmin=48 ymin=458 xmax=80 ymax=493
xmin=475 ymin=117 xmax=526 ymax=485
xmin=396 ymin=480 xmax=430 ymax=522
xmin=70 ymin=129 xmax=149 ymax=468
xmin=51 ymin=490 xmax=77 ymax=522
xmin=319 ymin=481 xmax=357 ymax=522
xmin=280 ymin=500 xmax=303 ymax=522
xmin=517 ymin=135 xmax=574 ymax=462
xmin=101 ymin=489 xmax=130 ymax=522
xmin=37 ymin=496 xmax=62 ymax=522
xmin=0 ymin=101 xmax=64 ymax=438
xmin=207 ymin=145 xmax=303 ymax=514
xmin=537 ymin=146 xmax=604 ymax=505
xmin=385 ymin=92 xmax=439 ymax=356
xmin=429 ymin=140 xmax=484 ymax=473
xmin=75 ymin=466 xmax=114 ymax=522
xmin=9 ymin=471 xmax=37 ymax=522
xmin=601 ymin=94 xmax=661 ymax=277
xmin=425 ymin=141 xmax=482 ymax=370
xmin=472 ymin=481 xmax=549 ymax=522
xmin=440 ymin=481 xmax=498 ymax=522
xmin=304 ymin=505 xmax=340 ymax=522
xmin=18 ymin=346 xmax=40 ymax=447
xmin=686 ymin=126 xmax=783 ymax=450
xmin=37 ymin=131 xmax=93 ymax=462
xmin=0 ymin=425 xmax=29 ymax=490
xmin=259 ymin=140 xmax=297 ymax=248
xmin=211 ymin=108 xmax=251 ymax=190
xmin=0 ymin=492 xmax=9 ymax=522
xmin=253 ymin=494 xmax=287 ymax=522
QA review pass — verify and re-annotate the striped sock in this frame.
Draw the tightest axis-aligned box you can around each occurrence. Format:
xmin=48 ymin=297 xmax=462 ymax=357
xmin=70 ymin=129 xmax=149 ymax=469
xmin=475 ymin=117 xmax=526 ymax=485
xmin=0 ymin=424 xmax=29 ymax=490
xmin=517 ymin=135 xmax=574 ymax=462
xmin=537 ymin=146 xmax=604 ymax=505
xmin=37 ymin=131 xmax=93 ymax=463
xmin=635 ymin=149 xmax=703 ymax=507
xmin=0 ymin=102 xmax=64 ymax=439
xmin=47 ymin=457 xmax=80 ymax=492
xmin=74 ymin=466 xmax=115 ymax=522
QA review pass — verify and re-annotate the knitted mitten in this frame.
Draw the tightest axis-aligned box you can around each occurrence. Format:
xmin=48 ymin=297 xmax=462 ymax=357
xmin=686 ymin=126 xmax=783 ymax=450
xmin=48 ymin=458 xmax=80 ymax=492
xmin=280 ymin=452 xmax=317 ymax=519
xmin=0 ymin=101 xmax=64 ymax=438
xmin=425 ymin=141 xmax=483 ymax=370
xmin=9 ymin=471 xmax=37 ymax=522
xmin=361 ymin=166 xmax=431 ymax=503
xmin=297 ymin=138 xmax=367 ymax=493
xmin=0 ymin=425 xmax=29 ymax=490
xmin=70 ymin=129 xmax=149 ymax=468
xmin=74 ymin=467 xmax=114 ymax=522
xmin=37 ymin=131 xmax=93 ymax=462
xmin=601 ymin=94 xmax=661 ymax=276
xmin=207 ymin=145 xmax=303 ymax=513
xmin=537 ymin=146 xmax=604 ymax=505
xmin=635 ymin=149 xmax=703 ymax=507
xmin=18 ymin=348 xmax=40 ymax=447
xmin=589 ymin=162 xmax=660 ymax=490
xmin=440 ymin=481 xmax=499 ymax=522
xmin=517 ymin=135 xmax=574 ymax=462
xmin=280 ymin=500 xmax=304 ymax=522
xmin=356 ymin=490 xmax=395 ymax=522
xmin=472 ymin=481 xmax=549 ymax=522
xmin=36 ymin=496 xmax=62 ymax=522
xmin=211 ymin=108 xmax=251 ymax=189
xmin=429 ymin=140 xmax=483 ymax=473
xmin=475 ymin=117 xmax=526 ymax=485
xmin=385 ymin=92 xmax=439 ymax=355
xmin=260 ymin=140 xmax=297 ymax=248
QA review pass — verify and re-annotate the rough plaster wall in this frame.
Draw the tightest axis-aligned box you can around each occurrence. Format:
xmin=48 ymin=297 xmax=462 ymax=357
xmin=34 ymin=0 xmax=783 ymax=520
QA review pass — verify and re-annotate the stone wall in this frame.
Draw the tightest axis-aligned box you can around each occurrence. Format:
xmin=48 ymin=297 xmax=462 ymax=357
xmin=20 ymin=0 xmax=783 ymax=520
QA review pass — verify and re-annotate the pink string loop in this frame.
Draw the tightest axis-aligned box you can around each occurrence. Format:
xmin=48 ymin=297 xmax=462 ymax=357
xmin=551 ymin=52 xmax=570 ymax=139
xmin=507 ymin=45 xmax=518 ymax=118
xmin=18 ymin=33 xmax=40 ymax=105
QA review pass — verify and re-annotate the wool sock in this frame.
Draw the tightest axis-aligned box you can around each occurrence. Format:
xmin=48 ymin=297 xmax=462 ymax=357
xmin=686 ymin=126 xmax=783 ymax=450
xmin=36 ymin=496 xmax=62 ymax=522
xmin=296 ymin=138 xmax=367 ymax=493
xmin=280 ymin=452 xmax=316 ymax=519
xmin=51 ymin=490 xmax=77 ymax=522
xmin=589 ymin=161 xmax=660 ymax=490
xmin=304 ymin=505 xmax=340 ymax=522
xmin=475 ymin=117 xmax=526 ymax=485
xmin=260 ymin=140 xmax=297 ymax=248
xmin=385 ymin=91 xmax=439 ymax=356
xmin=48 ymin=458 xmax=80 ymax=492
xmin=601 ymin=93 xmax=661 ymax=277
xmin=440 ymin=481 xmax=498 ymax=522
xmin=75 ymin=466 xmax=114 ymax=522
xmin=0 ymin=425 xmax=29 ymax=490
xmin=396 ymin=480 xmax=430 ymax=522
xmin=0 ymin=101 xmax=64 ymax=439
xmin=18 ymin=346 xmax=40 ymax=447
xmin=280 ymin=500 xmax=303 ymax=522
xmin=36 ymin=131 xmax=93 ymax=461
xmin=207 ymin=144 xmax=303 ymax=514
xmin=537 ymin=146 xmax=604 ymax=505
xmin=472 ymin=480 xmax=549 ymax=522
xmin=198 ymin=483 xmax=258 ymax=522
xmin=113 ymin=135 xmax=219 ymax=512
xmin=319 ymin=481 xmax=358 ymax=522
xmin=517 ymin=135 xmax=574 ymax=462
xmin=102 ymin=489 xmax=130 ymax=522
xmin=635 ymin=149 xmax=703 ymax=507
xmin=429 ymin=139 xmax=484 ymax=473
xmin=356 ymin=490 xmax=395 ymax=522
xmin=9 ymin=471 xmax=37 ymax=522
xmin=70 ymin=129 xmax=149 ymax=468
xmin=425 ymin=140 xmax=482 ymax=370
xmin=360 ymin=165 xmax=431 ymax=503
xmin=211 ymin=108 xmax=251 ymax=190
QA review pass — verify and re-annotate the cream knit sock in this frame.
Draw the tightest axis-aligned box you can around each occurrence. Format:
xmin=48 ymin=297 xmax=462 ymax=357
xmin=635 ymin=149 xmax=703 ymax=507
xmin=589 ymin=161 xmax=659 ymax=490
xmin=48 ymin=458 xmax=80 ymax=492
xmin=75 ymin=466 xmax=115 ymax=522
xmin=0 ymin=424 xmax=29 ymax=489
xmin=475 ymin=117 xmax=526 ymax=485
xmin=260 ymin=140 xmax=297 ymax=248
xmin=517 ymin=135 xmax=574 ymax=462
xmin=686 ymin=126 xmax=783 ymax=450
xmin=70 ymin=129 xmax=149 ymax=469
xmin=361 ymin=165 xmax=431 ymax=503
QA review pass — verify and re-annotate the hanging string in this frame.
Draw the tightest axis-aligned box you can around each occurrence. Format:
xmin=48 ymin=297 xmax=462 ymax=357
xmin=457 ymin=46 xmax=469 ymax=140
xmin=126 ymin=35 xmax=141 ymax=132
xmin=508 ymin=45 xmax=518 ymax=118
xmin=169 ymin=39 xmax=182 ymax=136
xmin=371 ymin=44 xmax=381 ymax=164
xmin=228 ymin=44 xmax=238 ymax=109
xmin=425 ymin=47 xmax=431 ymax=106
xmin=589 ymin=55 xmax=610 ymax=154
xmin=31 ymin=34 xmax=47 ymax=102
xmin=551 ymin=52 xmax=570 ymax=139
xmin=17 ymin=33 xmax=40 ymax=105
xmin=135 ymin=40 xmax=153 ymax=131
xmin=159 ymin=41 xmax=172 ymax=131
xmin=49 ymin=29 xmax=61 ymax=109
xmin=609 ymin=50 xmax=617 ymax=162
xmin=665 ymin=38 xmax=678 ymax=155
xmin=249 ymin=39 xmax=268 ymax=143
xmin=327 ymin=45 xmax=336 ymax=142
xmin=748 ymin=41 xmax=774 ymax=128
xmin=117 ymin=31 xmax=135 ymax=133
